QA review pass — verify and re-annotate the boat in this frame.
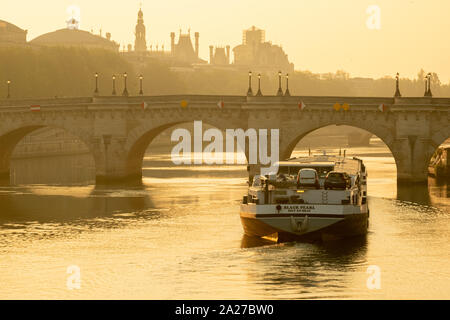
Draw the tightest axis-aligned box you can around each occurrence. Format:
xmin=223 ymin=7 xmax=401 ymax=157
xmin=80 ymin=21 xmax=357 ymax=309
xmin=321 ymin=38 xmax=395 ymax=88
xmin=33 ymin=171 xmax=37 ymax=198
xmin=428 ymin=146 xmax=450 ymax=179
xmin=240 ymin=154 xmax=369 ymax=242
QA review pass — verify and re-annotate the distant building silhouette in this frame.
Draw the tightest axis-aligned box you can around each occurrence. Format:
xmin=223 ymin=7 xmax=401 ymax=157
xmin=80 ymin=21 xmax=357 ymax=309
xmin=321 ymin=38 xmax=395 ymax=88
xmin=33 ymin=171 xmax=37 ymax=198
xmin=170 ymin=30 xmax=205 ymax=64
xmin=232 ymin=26 xmax=294 ymax=73
xmin=1 ymin=14 xmax=294 ymax=74
xmin=209 ymin=46 xmax=231 ymax=65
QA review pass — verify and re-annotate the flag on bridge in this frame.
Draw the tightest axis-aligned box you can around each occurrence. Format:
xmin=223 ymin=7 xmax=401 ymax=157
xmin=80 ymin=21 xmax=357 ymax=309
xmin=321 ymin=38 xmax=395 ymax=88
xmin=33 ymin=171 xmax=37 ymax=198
xmin=217 ymin=100 xmax=225 ymax=109
xmin=30 ymin=105 xmax=41 ymax=112
xmin=141 ymin=102 xmax=148 ymax=110
xmin=298 ymin=101 xmax=307 ymax=110
xmin=378 ymin=104 xmax=387 ymax=112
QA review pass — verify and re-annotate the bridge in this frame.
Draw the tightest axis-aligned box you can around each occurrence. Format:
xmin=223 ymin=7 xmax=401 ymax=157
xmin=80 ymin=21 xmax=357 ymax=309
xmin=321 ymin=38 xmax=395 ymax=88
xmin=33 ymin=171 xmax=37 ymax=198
xmin=0 ymin=94 xmax=449 ymax=184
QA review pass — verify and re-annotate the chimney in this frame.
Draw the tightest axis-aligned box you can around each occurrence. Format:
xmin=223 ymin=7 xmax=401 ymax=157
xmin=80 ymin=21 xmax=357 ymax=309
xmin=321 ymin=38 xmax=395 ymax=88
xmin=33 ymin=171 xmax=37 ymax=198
xmin=170 ymin=32 xmax=175 ymax=55
xmin=209 ymin=46 xmax=214 ymax=64
xmin=226 ymin=45 xmax=230 ymax=65
xmin=194 ymin=32 xmax=199 ymax=57
xmin=106 ymin=32 xmax=111 ymax=41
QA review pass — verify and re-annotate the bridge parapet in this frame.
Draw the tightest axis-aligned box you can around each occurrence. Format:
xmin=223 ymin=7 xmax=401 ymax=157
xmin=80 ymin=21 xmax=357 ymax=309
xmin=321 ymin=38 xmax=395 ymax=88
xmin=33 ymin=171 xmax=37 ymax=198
xmin=1 ymin=94 xmax=450 ymax=109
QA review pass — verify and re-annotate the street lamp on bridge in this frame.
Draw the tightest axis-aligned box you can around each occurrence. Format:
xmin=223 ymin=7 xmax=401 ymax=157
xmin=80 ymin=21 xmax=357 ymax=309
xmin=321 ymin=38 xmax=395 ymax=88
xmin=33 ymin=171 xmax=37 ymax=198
xmin=256 ymin=73 xmax=262 ymax=96
xmin=139 ymin=75 xmax=144 ymax=95
xmin=94 ymin=72 xmax=99 ymax=96
xmin=6 ymin=80 xmax=11 ymax=99
xmin=425 ymin=73 xmax=433 ymax=97
xmin=394 ymin=72 xmax=401 ymax=98
xmin=247 ymin=71 xmax=253 ymax=97
xmin=122 ymin=72 xmax=129 ymax=97
xmin=277 ymin=71 xmax=283 ymax=96
xmin=285 ymin=73 xmax=291 ymax=97
xmin=112 ymin=75 xmax=117 ymax=96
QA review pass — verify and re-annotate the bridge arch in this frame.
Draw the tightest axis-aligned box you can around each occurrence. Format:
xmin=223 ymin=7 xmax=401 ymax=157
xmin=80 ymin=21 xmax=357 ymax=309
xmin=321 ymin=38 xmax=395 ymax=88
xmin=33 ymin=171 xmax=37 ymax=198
xmin=124 ymin=116 xmax=249 ymax=181
xmin=0 ymin=124 xmax=99 ymax=184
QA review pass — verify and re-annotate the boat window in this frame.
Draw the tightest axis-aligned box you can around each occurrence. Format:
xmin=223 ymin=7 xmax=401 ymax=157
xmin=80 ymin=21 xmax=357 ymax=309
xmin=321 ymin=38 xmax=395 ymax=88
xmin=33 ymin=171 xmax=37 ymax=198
xmin=252 ymin=177 xmax=261 ymax=187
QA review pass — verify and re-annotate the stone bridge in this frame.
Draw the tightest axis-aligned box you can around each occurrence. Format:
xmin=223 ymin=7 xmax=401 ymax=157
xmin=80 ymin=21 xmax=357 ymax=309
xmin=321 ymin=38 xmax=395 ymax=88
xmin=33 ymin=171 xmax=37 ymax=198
xmin=0 ymin=95 xmax=449 ymax=184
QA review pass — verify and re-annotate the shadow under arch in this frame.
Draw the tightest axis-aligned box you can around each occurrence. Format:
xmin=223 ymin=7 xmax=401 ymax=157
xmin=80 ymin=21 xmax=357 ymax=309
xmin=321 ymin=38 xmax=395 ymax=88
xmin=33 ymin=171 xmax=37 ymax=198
xmin=125 ymin=120 xmax=250 ymax=182
xmin=0 ymin=125 xmax=98 ymax=185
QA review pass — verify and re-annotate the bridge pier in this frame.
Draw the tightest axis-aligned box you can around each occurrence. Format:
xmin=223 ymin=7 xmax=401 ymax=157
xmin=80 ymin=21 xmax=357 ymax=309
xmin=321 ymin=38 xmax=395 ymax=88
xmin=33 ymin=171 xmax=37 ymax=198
xmin=393 ymin=136 xmax=432 ymax=184
xmin=93 ymin=135 xmax=144 ymax=185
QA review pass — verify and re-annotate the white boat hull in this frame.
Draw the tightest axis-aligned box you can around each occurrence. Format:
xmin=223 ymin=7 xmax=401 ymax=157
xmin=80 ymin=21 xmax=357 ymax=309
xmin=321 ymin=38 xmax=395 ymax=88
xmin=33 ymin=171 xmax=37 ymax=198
xmin=240 ymin=203 xmax=368 ymax=241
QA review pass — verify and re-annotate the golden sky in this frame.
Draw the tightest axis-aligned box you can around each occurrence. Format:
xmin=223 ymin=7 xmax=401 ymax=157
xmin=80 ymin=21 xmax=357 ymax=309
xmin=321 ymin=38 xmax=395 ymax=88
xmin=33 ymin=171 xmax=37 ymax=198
xmin=2 ymin=0 xmax=450 ymax=82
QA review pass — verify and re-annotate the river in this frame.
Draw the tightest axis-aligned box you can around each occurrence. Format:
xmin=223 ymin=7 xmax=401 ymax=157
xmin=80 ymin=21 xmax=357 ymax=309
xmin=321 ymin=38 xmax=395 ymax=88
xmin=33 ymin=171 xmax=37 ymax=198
xmin=0 ymin=142 xmax=449 ymax=299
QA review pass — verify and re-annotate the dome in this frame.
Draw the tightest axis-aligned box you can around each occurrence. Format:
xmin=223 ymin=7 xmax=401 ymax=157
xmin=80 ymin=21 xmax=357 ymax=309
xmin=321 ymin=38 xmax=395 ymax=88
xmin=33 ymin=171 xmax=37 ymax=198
xmin=30 ymin=28 xmax=119 ymax=51
xmin=0 ymin=20 xmax=27 ymax=45
xmin=0 ymin=20 xmax=26 ymax=34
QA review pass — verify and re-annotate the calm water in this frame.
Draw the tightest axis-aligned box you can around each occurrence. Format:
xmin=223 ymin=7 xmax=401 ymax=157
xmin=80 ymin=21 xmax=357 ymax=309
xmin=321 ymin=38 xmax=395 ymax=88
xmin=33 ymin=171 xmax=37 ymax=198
xmin=0 ymin=144 xmax=449 ymax=299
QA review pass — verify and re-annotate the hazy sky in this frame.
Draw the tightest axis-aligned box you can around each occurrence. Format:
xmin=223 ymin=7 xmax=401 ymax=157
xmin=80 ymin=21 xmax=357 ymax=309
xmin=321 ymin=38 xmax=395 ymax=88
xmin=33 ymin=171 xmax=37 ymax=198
xmin=2 ymin=0 xmax=450 ymax=82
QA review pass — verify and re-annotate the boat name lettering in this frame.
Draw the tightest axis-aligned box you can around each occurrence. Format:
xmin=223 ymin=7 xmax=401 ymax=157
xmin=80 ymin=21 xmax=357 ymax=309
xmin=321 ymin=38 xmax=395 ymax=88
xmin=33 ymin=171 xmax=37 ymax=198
xmin=282 ymin=205 xmax=315 ymax=213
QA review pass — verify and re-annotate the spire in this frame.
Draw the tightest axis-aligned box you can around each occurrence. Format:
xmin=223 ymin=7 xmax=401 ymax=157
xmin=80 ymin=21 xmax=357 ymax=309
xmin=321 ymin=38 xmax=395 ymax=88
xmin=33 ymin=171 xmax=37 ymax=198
xmin=134 ymin=7 xmax=147 ymax=52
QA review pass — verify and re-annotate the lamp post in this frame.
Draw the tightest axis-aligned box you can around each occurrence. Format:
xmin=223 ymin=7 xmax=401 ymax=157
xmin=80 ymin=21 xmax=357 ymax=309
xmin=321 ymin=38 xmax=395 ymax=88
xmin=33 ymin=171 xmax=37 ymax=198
xmin=277 ymin=71 xmax=283 ymax=96
xmin=424 ymin=75 xmax=428 ymax=97
xmin=112 ymin=75 xmax=116 ymax=96
xmin=122 ymin=72 xmax=129 ymax=97
xmin=426 ymin=72 xmax=432 ymax=97
xmin=247 ymin=71 xmax=253 ymax=96
xmin=394 ymin=72 xmax=401 ymax=97
xmin=285 ymin=73 xmax=291 ymax=96
xmin=94 ymin=72 xmax=99 ymax=96
xmin=6 ymin=80 xmax=11 ymax=99
xmin=139 ymin=75 xmax=143 ymax=95
xmin=256 ymin=73 xmax=262 ymax=96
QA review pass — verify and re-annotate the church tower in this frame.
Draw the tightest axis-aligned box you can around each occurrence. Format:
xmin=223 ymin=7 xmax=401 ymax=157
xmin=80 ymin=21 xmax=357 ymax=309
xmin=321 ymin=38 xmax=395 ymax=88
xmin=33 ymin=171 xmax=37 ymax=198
xmin=134 ymin=8 xmax=147 ymax=52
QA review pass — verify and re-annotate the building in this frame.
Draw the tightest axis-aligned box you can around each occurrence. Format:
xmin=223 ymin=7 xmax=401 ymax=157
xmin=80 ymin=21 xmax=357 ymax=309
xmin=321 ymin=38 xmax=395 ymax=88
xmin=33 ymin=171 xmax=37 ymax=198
xmin=170 ymin=30 xmax=206 ymax=65
xmin=122 ymin=9 xmax=207 ymax=72
xmin=0 ymin=20 xmax=28 ymax=47
xmin=232 ymin=26 xmax=294 ymax=73
xmin=209 ymin=46 xmax=231 ymax=65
